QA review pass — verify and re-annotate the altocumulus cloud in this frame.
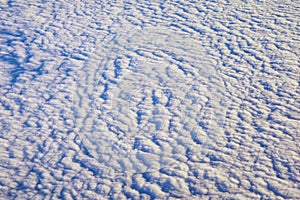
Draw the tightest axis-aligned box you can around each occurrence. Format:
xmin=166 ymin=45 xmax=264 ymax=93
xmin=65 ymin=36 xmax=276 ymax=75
xmin=0 ymin=0 xmax=299 ymax=199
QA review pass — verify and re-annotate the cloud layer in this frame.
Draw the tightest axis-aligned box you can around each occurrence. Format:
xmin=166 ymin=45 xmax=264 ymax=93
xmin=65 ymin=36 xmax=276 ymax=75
xmin=0 ymin=0 xmax=299 ymax=199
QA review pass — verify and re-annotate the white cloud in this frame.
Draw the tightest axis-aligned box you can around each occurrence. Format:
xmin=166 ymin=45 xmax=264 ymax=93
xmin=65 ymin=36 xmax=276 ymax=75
xmin=0 ymin=0 xmax=299 ymax=199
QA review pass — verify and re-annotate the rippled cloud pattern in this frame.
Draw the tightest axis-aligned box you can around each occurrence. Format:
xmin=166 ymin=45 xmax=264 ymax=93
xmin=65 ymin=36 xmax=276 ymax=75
xmin=0 ymin=1 xmax=299 ymax=199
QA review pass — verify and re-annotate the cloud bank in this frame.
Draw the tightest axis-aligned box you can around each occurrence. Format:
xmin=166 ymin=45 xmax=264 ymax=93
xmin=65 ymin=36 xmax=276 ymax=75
xmin=0 ymin=0 xmax=299 ymax=199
